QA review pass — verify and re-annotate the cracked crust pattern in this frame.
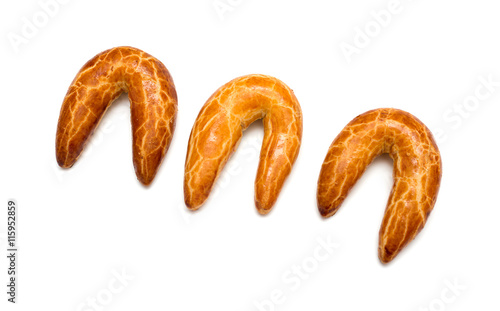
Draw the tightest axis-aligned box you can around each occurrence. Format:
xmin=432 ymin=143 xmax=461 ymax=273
xmin=184 ymin=74 xmax=303 ymax=215
xmin=55 ymin=46 xmax=177 ymax=185
xmin=317 ymin=108 xmax=442 ymax=263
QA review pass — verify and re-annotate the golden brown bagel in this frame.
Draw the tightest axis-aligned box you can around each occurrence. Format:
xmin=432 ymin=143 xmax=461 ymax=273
xmin=56 ymin=46 xmax=177 ymax=185
xmin=184 ymin=74 xmax=303 ymax=214
xmin=317 ymin=108 xmax=442 ymax=263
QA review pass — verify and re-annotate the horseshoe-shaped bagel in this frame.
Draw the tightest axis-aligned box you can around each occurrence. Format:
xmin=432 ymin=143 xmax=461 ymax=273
xmin=56 ymin=46 xmax=177 ymax=185
xmin=317 ymin=108 xmax=442 ymax=263
xmin=184 ymin=74 xmax=303 ymax=214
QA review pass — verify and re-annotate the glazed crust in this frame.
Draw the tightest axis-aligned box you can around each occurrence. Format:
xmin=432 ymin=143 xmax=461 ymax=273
xmin=317 ymin=108 xmax=442 ymax=263
xmin=55 ymin=46 xmax=177 ymax=185
xmin=184 ymin=74 xmax=303 ymax=214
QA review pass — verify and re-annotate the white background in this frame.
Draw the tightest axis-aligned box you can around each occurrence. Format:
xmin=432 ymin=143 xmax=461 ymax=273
xmin=1 ymin=0 xmax=499 ymax=310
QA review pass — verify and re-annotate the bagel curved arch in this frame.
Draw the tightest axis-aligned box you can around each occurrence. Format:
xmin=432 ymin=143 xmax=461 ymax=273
xmin=317 ymin=108 xmax=442 ymax=263
xmin=56 ymin=46 xmax=177 ymax=185
xmin=184 ymin=74 xmax=303 ymax=215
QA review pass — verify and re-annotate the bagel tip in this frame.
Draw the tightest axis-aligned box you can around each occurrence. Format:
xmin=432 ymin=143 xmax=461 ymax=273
xmin=378 ymin=245 xmax=397 ymax=264
xmin=255 ymin=204 xmax=272 ymax=216
xmin=137 ymin=175 xmax=154 ymax=187
xmin=184 ymin=195 xmax=205 ymax=211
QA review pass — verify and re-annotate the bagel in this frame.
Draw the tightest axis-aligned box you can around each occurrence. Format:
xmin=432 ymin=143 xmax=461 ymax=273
xmin=55 ymin=46 xmax=177 ymax=185
xmin=317 ymin=108 xmax=442 ymax=263
xmin=184 ymin=74 xmax=303 ymax=214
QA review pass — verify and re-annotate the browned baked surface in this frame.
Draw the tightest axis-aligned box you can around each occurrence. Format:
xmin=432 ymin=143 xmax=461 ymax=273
xmin=55 ymin=46 xmax=177 ymax=185
xmin=184 ymin=74 xmax=303 ymax=214
xmin=317 ymin=108 xmax=442 ymax=263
